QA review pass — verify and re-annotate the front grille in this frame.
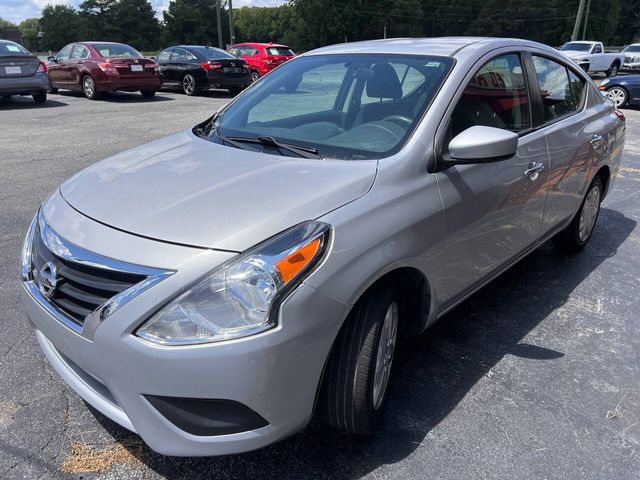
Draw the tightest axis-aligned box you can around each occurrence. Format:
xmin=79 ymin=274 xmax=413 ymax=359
xmin=31 ymin=226 xmax=146 ymax=327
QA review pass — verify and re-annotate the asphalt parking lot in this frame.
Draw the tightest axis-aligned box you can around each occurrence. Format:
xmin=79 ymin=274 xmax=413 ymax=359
xmin=1 ymin=88 xmax=639 ymax=480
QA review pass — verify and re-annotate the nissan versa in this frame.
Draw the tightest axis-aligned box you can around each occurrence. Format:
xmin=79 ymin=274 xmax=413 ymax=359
xmin=20 ymin=38 xmax=624 ymax=456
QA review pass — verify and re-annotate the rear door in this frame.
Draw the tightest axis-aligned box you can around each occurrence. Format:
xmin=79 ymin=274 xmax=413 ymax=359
xmin=529 ymin=54 xmax=607 ymax=235
xmin=434 ymin=52 xmax=550 ymax=306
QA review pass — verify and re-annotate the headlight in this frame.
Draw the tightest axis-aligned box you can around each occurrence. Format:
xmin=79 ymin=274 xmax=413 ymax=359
xmin=136 ymin=221 xmax=330 ymax=345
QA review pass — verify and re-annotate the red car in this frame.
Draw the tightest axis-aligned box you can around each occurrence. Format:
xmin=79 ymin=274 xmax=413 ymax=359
xmin=227 ymin=42 xmax=295 ymax=82
xmin=47 ymin=42 xmax=162 ymax=100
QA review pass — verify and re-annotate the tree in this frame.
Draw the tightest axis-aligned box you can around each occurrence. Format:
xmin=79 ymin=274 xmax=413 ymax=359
xmin=111 ymin=0 xmax=161 ymax=51
xmin=0 ymin=17 xmax=16 ymax=31
xmin=39 ymin=5 xmax=83 ymax=52
xmin=79 ymin=0 xmax=118 ymax=40
xmin=19 ymin=18 xmax=41 ymax=51
xmin=163 ymin=0 xmax=227 ymax=46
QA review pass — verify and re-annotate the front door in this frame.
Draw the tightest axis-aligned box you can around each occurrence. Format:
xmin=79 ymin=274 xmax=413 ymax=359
xmin=433 ymin=53 xmax=549 ymax=307
xmin=48 ymin=44 xmax=73 ymax=86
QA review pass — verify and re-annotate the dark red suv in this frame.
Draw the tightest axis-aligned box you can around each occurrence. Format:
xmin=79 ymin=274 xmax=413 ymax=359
xmin=47 ymin=42 xmax=162 ymax=100
xmin=227 ymin=42 xmax=295 ymax=82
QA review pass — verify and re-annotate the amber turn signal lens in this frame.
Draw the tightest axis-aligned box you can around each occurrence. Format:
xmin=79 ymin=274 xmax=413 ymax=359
xmin=598 ymin=85 xmax=606 ymax=91
xmin=275 ymin=238 xmax=321 ymax=284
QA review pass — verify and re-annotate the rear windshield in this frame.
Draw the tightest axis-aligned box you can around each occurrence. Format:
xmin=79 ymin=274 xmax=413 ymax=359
xmin=623 ymin=45 xmax=640 ymax=53
xmin=560 ymin=43 xmax=592 ymax=52
xmin=266 ymin=47 xmax=294 ymax=56
xmin=0 ymin=42 xmax=30 ymax=57
xmin=93 ymin=44 xmax=142 ymax=58
xmin=190 ymin=47 xmax=235 ymax=60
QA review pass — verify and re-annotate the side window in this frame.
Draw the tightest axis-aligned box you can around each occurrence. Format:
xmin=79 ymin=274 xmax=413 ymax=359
xmin=157 ymin=49 xmax=171 ymax=62
xmin=172 ymin=48 xmax=193 ymax=62
xmin=57 ymin=44 xmax=73 ymax=61
xmin=592 ymin=45 xmax=603 ymax=54
xmin=228 ymin=48 xmax=238 ymax=56
xmin=451 ymin=53 xmax=531 ymax=137
xmin=532 ymin=56 xmax=586 ymax=122
xmin=70 ymin=45 xmax=88 ymax=60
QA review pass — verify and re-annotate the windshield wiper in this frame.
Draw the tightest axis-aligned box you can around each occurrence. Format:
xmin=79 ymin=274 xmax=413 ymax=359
xmin=227 ymin=135 xmax=322 ymax=159
xmin=207 ymin=125 xmax=254 ymax=152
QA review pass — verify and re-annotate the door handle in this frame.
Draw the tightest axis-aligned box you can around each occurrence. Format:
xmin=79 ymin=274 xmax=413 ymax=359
xmin=524 ymin=161 xmax=545 ymax=181
xmin=590 ymin=134 xmax=604 ymax=149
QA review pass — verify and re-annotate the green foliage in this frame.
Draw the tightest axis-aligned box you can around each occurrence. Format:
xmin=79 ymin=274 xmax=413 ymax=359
xmin=19 ymin=18 xmax=41 ymax=51
xmin=111 ymin=0 xmax=162 ymax=50
xmin=0 ymin=17 xmax=16 ymax=30
xmin=163 ymin=0 xmax=229 ymax=47
xmin=39 ymin=5 xmax=84 ymax=51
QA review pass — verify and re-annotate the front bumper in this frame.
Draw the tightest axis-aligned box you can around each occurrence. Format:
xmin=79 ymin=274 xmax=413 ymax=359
xmin=0 ymin=73 xmax=49 ymax=95
xmin=621 ymin=63 xmax=640 ymax=71
xmin=20 ymin=193 xmax=347 ymax=456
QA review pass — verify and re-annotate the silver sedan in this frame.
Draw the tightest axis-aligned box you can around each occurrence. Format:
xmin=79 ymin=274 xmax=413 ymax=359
xmin=20 ymin=37 xmax=624 ymax=456
xmin=0 ymin=40 xmax=49 ymax=103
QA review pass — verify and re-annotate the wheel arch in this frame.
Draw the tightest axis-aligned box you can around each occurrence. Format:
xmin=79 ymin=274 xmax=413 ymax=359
xmin=596 ymin=164 xmax=611 ymax=199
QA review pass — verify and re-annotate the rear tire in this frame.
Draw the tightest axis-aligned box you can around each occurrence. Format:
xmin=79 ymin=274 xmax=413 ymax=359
xmin=607 ymin=62 xmax=620 ymax=78
xmin=32 ymin=91 xmax=47 ymax=103
xmin=140 ymin=89 xmax=156 ymax=98
xmin=182 ymin=74 xmax=198 ymax=95
xmin=82 ymin=75 xmax=100 ymax=100
xmin=553 ymin=176 xmax=603 ymax=253
xmin=319 ymin=282 xmax=399 ymax=435
xmin=250 ymin=70 xmax=261 ymax=83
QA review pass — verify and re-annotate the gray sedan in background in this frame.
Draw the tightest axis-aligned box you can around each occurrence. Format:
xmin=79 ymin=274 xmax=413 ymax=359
xmin=20 ymin=37 xmax=624 ymax=456
xmin=0 ymin=39 xmax=49 ymax=103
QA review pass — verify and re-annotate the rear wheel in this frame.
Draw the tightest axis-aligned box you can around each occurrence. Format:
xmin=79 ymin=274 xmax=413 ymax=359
xmin=250 ymin=70 xmax=261 ymax=83
xmin=607 ymin=86 xmax=627 ymax=108
xmin=553 ymin=176 xmax=603 ymax=253
xmin=319 ymin=282 xmax=399 ymax=435
xmin=32 ymin=91 xmax=47 ymax=103
xmin=82 ymin=75 xmax=100 ymax=100
xmin=140 ymin=89 xmax=156 ymax=98
xmin=182 ymin=74 xmax=198 ymax=95
xmin=607 ymin=62 xmax=620 ymax=78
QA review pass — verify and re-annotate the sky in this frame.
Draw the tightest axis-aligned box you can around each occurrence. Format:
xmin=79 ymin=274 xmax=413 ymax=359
xmin=0 ymin=0 xmax=287 ymax=24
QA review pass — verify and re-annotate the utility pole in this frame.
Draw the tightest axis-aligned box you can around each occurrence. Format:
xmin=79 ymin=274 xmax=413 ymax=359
xmin=228 ymin=0 xmax=235 ymax=46
xmin=581 ymin=0 xmax=592 ymax=40
xmin=571 ymin=0 xmax=586 ymax=41
xmin=216 ymin=0 xmax=223 ymax=48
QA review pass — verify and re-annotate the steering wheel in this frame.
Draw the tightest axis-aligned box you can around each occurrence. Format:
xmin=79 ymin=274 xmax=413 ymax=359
xmin=382 ymin=115 xmax=413 ymax=127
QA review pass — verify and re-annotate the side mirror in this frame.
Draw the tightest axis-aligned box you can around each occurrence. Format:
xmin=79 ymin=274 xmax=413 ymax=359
xmin=47 ymin=56 xmax=56 ymax=62
xmin=448 ymin=126 xmax=518 ymax=163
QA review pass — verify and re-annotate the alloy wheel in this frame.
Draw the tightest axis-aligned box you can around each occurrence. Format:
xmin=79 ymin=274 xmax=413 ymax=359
xmin=182 ymin=74 xmax=196 ymax=95
xmin=372 ymin=301 xmax=398 ymax=410
xmin=83 ymin=76 xmax=95 ymax=98
xmin=578 ymin=184 xmax=601 ymax=242
xmin=251 ymin=71 xmax=260 ymax=83
xmin=607 ymin=87 xmax=626 ymax=108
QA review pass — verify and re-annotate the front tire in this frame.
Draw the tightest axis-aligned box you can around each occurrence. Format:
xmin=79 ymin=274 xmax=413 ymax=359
xmin=553 ymin=176 xmax=603 ymax=253
xmin=32 ymin=91 xmax=47 ymax=103
xmin=319 ymin=282 xmax=399 ymax=435
xmin=82 ymin=75 xmax=100 ymax=100
xmin=607 ymin=86 xmax=627 ymax=108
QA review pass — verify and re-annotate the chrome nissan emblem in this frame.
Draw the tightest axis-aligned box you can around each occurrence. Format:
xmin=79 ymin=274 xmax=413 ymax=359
xmin=37 ymin=261 xmax=58 ymax=298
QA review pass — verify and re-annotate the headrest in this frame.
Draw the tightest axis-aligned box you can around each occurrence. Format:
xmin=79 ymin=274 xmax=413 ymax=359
xmin=366 ymin=63 xmax=402 ymax=99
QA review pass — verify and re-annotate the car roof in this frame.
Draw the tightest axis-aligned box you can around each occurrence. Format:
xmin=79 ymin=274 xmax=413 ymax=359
xmin=305 ymin=37 xmax=555 ymax=58
xmin=232 ymin=42 xmax=289 ymax=48
xmin=79 ymin=41 xmax=127 ymax=45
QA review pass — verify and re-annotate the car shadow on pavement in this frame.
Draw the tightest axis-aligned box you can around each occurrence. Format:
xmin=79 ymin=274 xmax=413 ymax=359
xmin=90 ymin=207 xmax=636 ymax=480
xmin=0 ymin=98 xmax=68 ymax=109
xmin=53 ymin=91 xmax=174 ymax=103
xmin=159 ymin=88 xmax=237 ymax=100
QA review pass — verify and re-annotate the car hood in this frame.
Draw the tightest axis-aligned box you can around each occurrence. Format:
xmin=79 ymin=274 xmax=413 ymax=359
xmin=561 ymin=50 xmax=589 ymax=59
xmin=60 ymin=130 xmax=377 ymax=251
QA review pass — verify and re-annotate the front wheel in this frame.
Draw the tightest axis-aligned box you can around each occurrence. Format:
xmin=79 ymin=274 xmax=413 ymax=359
xmin=319 ymin=282 xmax=399 ymax=434
xmin=32 ymin=91 xmax=47 ymax=103
xmin=553 ymin=176 xmax=603 ymax=253
xmin=82 ymin=75 xmax=100 ymax=100
xmin=607 ymin=86 xmax=627 ymax=108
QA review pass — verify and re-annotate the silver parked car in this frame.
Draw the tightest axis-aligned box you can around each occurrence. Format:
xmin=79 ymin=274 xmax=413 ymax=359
xmin=20 ymin=37 xmax=624 ymax=456
xmin=0 ymin=40 xmax=49 ymax=103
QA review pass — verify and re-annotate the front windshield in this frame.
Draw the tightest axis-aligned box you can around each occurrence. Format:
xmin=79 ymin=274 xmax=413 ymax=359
xmin=94 ymin=43 xmax=142 ymax=58
xmin=623 ymin=45 xmax=640 ymax=53
xmin=211 ymin=54 xmax=453 ymax=160
xmin=560 ymin=43 xmax=592 ymax=52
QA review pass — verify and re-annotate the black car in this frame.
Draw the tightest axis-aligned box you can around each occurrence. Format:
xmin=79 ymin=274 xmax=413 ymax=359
xmin=599 ymin=75 xmax=640 ymax=108
xmin=156 ymin=45 xmax=251 ymax=96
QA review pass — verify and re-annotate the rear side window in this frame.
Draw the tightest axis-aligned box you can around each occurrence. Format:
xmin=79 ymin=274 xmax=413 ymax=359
xmin=451 ymin=53 xmax=531 ymax=137
xmin=70 ymin=45 xmax=90 ymax=60
xmin=266 ymin=47 xmax=294 ymax=56
xmin=240 ymin=46 xmax=258 ymax=56
xmin=532 ymin=56 xmax=586 ymax=122
xmin=171 ymin=49 xmax=194 ymax=62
